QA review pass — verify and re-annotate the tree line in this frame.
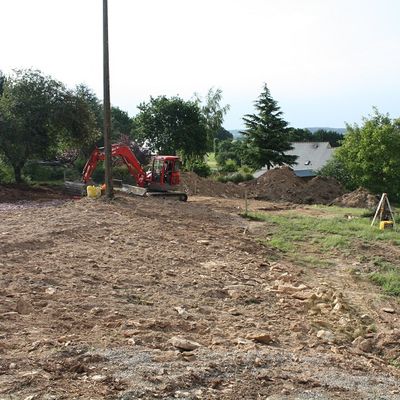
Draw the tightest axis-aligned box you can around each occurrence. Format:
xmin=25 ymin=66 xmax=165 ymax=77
xmin=1 ymin=69 xmax=399 ymax=200
xmin=0 ymin=69 xmax=231 ymax=182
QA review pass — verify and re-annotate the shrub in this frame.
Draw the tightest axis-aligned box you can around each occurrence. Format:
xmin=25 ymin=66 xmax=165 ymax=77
xmin=220 ymin=159 xmax=239 ymax=173
xmin=188 ymin=160 xmax=212 ymax=177
xmin=0 ymin=157 xmax=14 ymax=183
xmin=216 ymin=172 xmax=253 ymax=183
xmin=22 ymin=162 xmax=65 ymax=182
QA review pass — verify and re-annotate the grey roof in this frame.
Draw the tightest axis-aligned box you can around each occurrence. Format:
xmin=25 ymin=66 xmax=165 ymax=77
xmin=287 ymin=142 xmax=335 ymax=172
xmin=253 ymin=142 xmax=335 ymax=178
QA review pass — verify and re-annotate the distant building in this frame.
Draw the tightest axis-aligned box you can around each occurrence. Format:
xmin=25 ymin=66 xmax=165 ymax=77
xmin=254 ymin=142 xmax=335 ymax=179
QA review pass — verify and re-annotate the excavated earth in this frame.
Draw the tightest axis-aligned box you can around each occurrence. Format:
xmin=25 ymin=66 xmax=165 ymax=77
xmin=0 ymin=190 xmax=399 ymax=399
xmin=180 ymin=168 xmax=345 ymax=205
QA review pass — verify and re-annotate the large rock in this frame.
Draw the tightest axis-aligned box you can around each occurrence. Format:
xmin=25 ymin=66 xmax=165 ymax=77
xmin=169 ymin=336 xmax=202 ymax=351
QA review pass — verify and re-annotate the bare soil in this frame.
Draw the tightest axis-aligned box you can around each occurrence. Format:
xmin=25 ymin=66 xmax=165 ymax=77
xmin=243 ymin=167 xmax=344 ymax=204
xmin=0 ymin=184 xmax=69 ymax=203
xmin=180 ymin=168 xmax=345 ymax=205
xmin=0 ymin=188 xmax=399 ymax=399
xmin=332 ymin=188 xmax=379 ymax=209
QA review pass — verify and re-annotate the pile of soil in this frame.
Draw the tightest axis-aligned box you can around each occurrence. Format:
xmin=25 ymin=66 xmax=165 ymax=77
xmin=0 ymin=183 xmax=68 ymax=203
xmin=298 ymin=176 xmax=345 ymax=205
xmin=179 ymin=172 xmax=245 ymax=198
xmin=245 ymin=167 xmax=345 ymax=205
xmin=332 ymin=187 xmax=379 ymax=209
xmin=245 ymin=167 xmax=306 ymax=202
xmin=180 ymin=168 xmax=345 ymax=205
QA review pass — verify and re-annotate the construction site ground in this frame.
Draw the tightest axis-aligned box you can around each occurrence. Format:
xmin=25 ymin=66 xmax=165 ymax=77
xmin=0 ymin=189 xmax=399 ymax=399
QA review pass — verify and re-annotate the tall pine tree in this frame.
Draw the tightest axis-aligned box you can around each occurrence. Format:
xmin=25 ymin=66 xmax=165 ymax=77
xmin=241 ymin=84 xmax=296 ymax=170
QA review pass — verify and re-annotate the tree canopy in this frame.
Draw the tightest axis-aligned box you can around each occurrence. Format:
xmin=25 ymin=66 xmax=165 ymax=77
xmin=241 ymin=84 xmax=296 ymax=170
xmin=216 ymin=126 xmax=233 ymax=142
xmin=0 ymin=70 xmax=100 ymax=181
xmin=194 ymin=88 xmax=230 ymax=150
xmin=133 ymin=95 xmax=208 ymax=164
xmin=334 ymin=108 xmax=400 ymax=199
xmin=286 ymin=128 xmax=343 ymax=147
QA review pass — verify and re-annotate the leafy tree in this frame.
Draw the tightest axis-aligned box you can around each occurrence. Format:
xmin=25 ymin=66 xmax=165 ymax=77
xmin=241 ymin=84 xmax=296 ymax=170
xmin=216 ymin=140 xmax=245 ymax=166
xmin=0 ymin=70 xmax=100 ymax=182
xmin=287 ymin=128 xmax=313 ymax=142
xmin=286 ymin=127 xmax=342 ymax=147
xmin=111 ymin=106 xmax=133 ymax=142
xmin=216 ymin=127 xmax=233 ymax=142
xmin=74 ymin=86 xmax=134 ymax=145
xmin=194 ymin=88 xmax=230 ymax=149
xmin=133 ymin=95 xmax=208 ymax=164
xmin=312 ymin=129 xmax=343 ymax=147
xmin=55 ymin=87 xmax=102 ymax=151
xmin=318 ymin=157 xmax=355 ymax=190
xmin=335 ymin=108 xmax=400 ymax=199
xmin=75 ymin=84 xmax=103 ymax=129
xmin=0 ymin=71 xmax=5 ymax=96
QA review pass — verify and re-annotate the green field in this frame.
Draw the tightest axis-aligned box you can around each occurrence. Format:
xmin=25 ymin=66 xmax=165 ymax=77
xmin=243 ymin=205 xmax=400 ymax=296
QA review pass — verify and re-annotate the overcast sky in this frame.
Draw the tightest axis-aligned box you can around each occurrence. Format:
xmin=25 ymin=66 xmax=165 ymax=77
xmin=2 ymin=0 xmax=400 ymax=129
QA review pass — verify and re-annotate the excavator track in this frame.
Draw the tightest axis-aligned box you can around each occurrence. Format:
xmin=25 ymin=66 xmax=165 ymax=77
xmin=122 ymin=184 xmax=187 ymax=201
xmin=146 ymin=191 xmax=188 ymax=202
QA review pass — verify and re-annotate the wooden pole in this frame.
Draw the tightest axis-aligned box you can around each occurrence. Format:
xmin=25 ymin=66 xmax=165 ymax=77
xmin=103 ymin=0 xmax=113 ymax=199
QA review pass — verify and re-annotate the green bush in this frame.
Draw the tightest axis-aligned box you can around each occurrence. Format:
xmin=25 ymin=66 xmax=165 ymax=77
xmin=318 ymin=156 xmax=356 ymax=191
xmin=189 ymin=160 xmax=212 ymax=178
xmin=0 ymin=157 xmax=14 ymax=183
xmin=216 ymin=172 xmax=253 ymax=184
xmin=220 ymin=159 xmax=239 ymax=173
xmin=239 ymin=165 xmax=254 ymax=175
xmin=22 ymin=162 xmax=65 ymax=182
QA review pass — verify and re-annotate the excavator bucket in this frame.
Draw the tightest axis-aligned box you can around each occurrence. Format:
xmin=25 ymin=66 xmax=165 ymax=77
xmin=121 ymin=184 xmax=148 ymax=196
xmin=64 ymin=181 xmax=87 ymax=196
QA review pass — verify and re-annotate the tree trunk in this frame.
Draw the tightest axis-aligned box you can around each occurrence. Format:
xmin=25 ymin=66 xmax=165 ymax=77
xmin=13 ymin=165 xmax=22 ymax=183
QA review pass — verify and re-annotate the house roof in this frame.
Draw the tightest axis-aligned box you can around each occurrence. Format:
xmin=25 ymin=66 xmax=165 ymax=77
xmin=252 ymin=142 xmax=335 ymax=179
xmin=288 ymin=142 xmax=335 ymax=172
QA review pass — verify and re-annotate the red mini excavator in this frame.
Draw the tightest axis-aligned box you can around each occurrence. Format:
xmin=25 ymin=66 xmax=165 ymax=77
xmin=66 ymin=144 xmax=188 ymax=201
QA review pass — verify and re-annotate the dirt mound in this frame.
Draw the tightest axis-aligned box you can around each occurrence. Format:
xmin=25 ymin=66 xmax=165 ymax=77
xmin=245 ymin=167 xmax=344 ymax=204
xmin=332 ymin=188 xmax=379 ymax=208
xmin=245 ymin=167 xmax=306 ymax=202
xmin=179 ymin=172 xmax=245 ymax=198
xmin=296 ymin=176 xmax=345 ymax=205
xmin=180 ymin=168 xmax=344 ymax=205
xmin=0 ymin=184 xmax=68 ymax=203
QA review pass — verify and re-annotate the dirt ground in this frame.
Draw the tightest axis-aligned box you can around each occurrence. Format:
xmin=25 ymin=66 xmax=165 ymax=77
xmin=0 ymin=189 xmax=399 ymax=399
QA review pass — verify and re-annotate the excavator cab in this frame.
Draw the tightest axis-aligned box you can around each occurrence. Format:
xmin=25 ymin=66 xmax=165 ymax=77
xmin=151 ymin=156 xmax=181 ymax=187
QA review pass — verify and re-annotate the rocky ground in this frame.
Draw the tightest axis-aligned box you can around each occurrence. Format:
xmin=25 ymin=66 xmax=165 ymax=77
xmin=0 ymin=191 xmax=399 ymax=399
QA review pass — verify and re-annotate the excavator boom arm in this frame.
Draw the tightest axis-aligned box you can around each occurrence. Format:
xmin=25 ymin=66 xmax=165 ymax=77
xmin=82 ymin=145 xmax=147 ymax=186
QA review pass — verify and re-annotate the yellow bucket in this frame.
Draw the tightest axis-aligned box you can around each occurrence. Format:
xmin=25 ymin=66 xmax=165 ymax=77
xmin=87 ymin=185 xmax=101 ymax=199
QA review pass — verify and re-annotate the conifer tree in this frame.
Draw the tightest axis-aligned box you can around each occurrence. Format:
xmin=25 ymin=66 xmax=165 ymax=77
xmin=241 ymin=84 xmax=296 ymax=169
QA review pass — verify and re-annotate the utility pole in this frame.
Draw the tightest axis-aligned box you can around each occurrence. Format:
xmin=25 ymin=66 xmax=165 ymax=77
xmin=103 ymin=0 xmax=113 ymax=199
